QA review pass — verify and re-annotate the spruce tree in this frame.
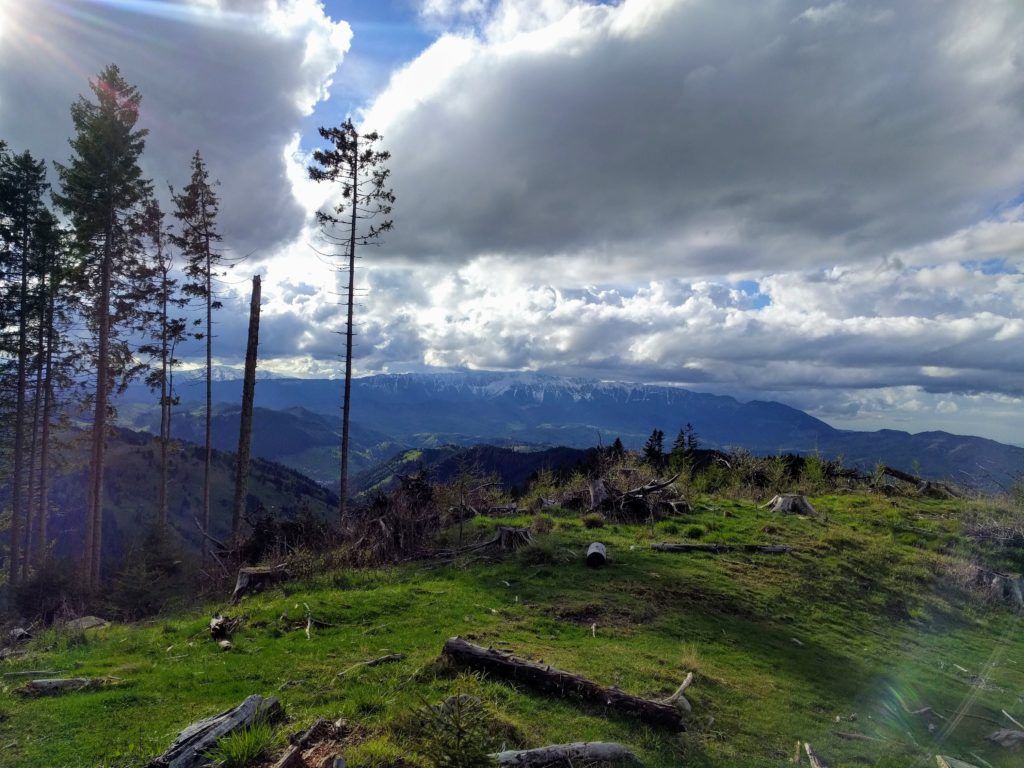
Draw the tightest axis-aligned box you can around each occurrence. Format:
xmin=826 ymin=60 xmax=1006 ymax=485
xmin=0 ymin=149 xmax=49 ymax=587
xmin=171 ymin=151 xmax=223 ymax=561
xmin=308 ymin=118 xmax=394 ymax=521
xmin=53 ymin=65 xmax=153 ymax=589
xmin=139 ymin=199 xmax=187 ymax=532
xmin=642 ymin=428 xmax=665 ymax=469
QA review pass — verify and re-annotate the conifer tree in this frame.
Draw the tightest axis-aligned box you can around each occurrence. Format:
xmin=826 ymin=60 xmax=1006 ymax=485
xmin=139 ymin=199 xmax=187 ymax=531
xmin=53 ymin=65 xmax=153 ymax=589
xmin=642 ymin=428 xmax=665 ymax=469
xmin=0 ymin=149 xmax=48 ymax=587
xmin=308 ymin=118 xmax=394 ymax=521
xmin=171 ymin=151 xmax=223 ymax=560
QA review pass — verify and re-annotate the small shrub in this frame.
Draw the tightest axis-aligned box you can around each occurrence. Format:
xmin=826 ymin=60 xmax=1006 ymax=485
xmin=582 ymin=512 xmax=606 ymax=529
xmin=516 ymin=539 xmax=559 ymax=565
xmin=203 ymin=721 xmax=276 ymax=768
xmin=660 ymin=521 xmax=680 ymax=536
xmin=685 ymin=525 xmax=705 ymax=540
xmin=532 ymin=514 xmax=554 ymax=534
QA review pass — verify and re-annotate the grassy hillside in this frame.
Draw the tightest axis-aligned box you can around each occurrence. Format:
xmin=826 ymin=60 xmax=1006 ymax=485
xmin=2 ymin=490 xmax=1023 ymax=767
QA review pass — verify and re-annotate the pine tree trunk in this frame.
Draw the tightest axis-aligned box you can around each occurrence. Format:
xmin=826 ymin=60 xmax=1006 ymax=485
xmin=158 ymin=269 xmax=169 ymax=531
xmin=22 ymin=286 xmax=45 ymax=581
xmin=35 ymin=292 xmax=55 ymax=567
xmin=85 ymin=225 xmax=114 ymax=589
xmin=232 ymin=275 xmax=261 ymax=548
xmin=202 ymin=246 xmax=212 ymax=563
xmin=8 ymin=223 xmax=30 ymax=588
xmin=339 ymin=133 xmax=359 ymax=523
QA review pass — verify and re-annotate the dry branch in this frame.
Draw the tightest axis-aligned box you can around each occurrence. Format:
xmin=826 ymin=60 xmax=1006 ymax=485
xmin=442 ymin=636 xmax=685 ymax=729
xmin=491 ymin=741 xmax=640 ymax=766
xmin=804 ymin=742 xmax=829 ymax=768
xmin=338 ymin=653 xmax=406 ymax=677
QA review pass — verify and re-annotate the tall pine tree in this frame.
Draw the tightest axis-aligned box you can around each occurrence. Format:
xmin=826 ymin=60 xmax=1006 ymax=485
xmin=139 ymin=199 xmax=187 ymax=532
xmin=53 ymin=65 xmax=154 ymax=589
xmin=308 ymin=119 xmax=394 ymax=521
xmin=171 ymin=151 xmax=223 ymax=561
xmin=0 ymin=149 xmax=49 ymax=587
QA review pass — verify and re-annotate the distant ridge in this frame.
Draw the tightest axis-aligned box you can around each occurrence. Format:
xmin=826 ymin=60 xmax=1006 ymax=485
xmin=118 ymin=370 xmax=1023 ymax=490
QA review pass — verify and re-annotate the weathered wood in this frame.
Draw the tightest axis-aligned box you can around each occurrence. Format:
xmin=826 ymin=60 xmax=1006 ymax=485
xmin=495 ymin=526 xmax=533 ymax=550
xmin=651 ymin=542 xmax=792 ymax=555
xmin=987 ymin=728 xmax=1024 ymax=749
xmin=232 ymin=274 xmax=262 ymax=548
xmin=338 ymin=653 xmax=406 ymax=677
xmin=210 ymin=614 xmax=241 ymax=640
xmin=231 ymin=564 xmax=289 ymax=603
xmin=491 ymin=741 xmax=640 ymax=766
xmin=149 ymin=694 xmax=283 ymax=768
xmin=586 ymin=542 xmax=607 ymax=567
xmin=936 ymin=757 xmax=982 ymax=768
xmin=765 ymin=494 xmax=816 ymax=515
xmin=441 ymin=636 xmax=684 ymax=729
xmin=882 ymin=466 xmax=963 ymax=499
xmin=15 ymin=677 xmax=119 ymax=697
xmin=804 ymin=742 xmax=829 ymax=768
xmin=66 ymin=616 xmax=109 ymax=631
xmin=658 ymin=671 xmax=693 ymax=713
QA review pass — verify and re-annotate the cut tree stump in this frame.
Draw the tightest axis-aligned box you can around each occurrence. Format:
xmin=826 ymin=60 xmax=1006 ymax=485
xmin=231 ymin=565 xmax=289 ymax=603
xmin=490 ymin=742 xmax=640 ymax=766
xmin=14 ymin=677 xmax=121 ymax=697
xmin=765 ymin=494 xmax=816 ymax=515
xmin=210 ymin=614 xmax=241 ymax=640
xmin=495 ymin=526 xmax=533 ymax=551
xmin=651 ymin=542 xmax=792 ymax=555
xmin=149 ymin=694 xmax=283 ymax=768
xmin=586 ymin=542 xmax=607 ymax=567
xmin=441 ymin=636 xmax=685 ymax=729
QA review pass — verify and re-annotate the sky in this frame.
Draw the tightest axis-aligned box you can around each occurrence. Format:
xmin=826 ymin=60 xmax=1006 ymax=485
xmin=1 ymin=0 xmax=1023 ymax=443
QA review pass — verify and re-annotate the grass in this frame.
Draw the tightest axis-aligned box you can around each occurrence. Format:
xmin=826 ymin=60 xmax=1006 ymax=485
xmin=2 ymin=492 xmax=1023 ymax=767
xmin=202 ymin=720 xmax=278 ymax=768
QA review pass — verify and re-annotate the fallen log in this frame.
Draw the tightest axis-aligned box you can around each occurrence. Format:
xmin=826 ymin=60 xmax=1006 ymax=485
xmin=987 ymin=728 xmax=1024 ymax=749
xmin=14 ymin=677 xmax=120 ymax=697
xmin=764 ymin=494 xmax=816 ymax=515
xmin=936 ymin=757 xmax=983 ymax=768
xmin=441 ymin=636 xmax=685 ymax=729
xmin=491 ymin=741 xmax=639 ymax=766
xmin=149 ymin=694 xmax=283 ymax=768
xmin=882 ymin=466 xmax=963 ymax=499
xmin=804 ymin=742 xmax=829 ymax=768
xmin=586 ymin=542 xmax=607 ymax=567
xmin=651 ymin=542 xmax=792 ymax=555
xmin=231 ymin=565 xmax=289 ymax=603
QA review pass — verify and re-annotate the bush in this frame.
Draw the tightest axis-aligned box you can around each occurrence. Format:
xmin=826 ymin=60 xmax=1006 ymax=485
xmin=532 ymin=514 xmax=554 ymax=534
xmin=12 ymin=557 xmax=86 ymax=623
xmin=203 ymin=721 xmax=276 ymax=768
xmin=582 ymin=512 xmax=606 ymax=529
xmin=685 ymin=525 xmax=705 ymax=540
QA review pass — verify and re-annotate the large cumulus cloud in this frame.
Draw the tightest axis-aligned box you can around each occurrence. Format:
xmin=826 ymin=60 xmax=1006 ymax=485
xmin=0 ymin=0 xmax=351 ymax=256
xmin=362 ymin=0 xmax=1024 ymax=274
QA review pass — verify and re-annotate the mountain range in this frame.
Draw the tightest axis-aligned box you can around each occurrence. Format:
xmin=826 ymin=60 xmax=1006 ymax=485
xmin=115 ymin=370 xmax=1023 ymax=490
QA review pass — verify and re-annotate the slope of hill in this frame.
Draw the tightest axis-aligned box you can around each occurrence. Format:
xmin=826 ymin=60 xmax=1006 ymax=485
xmin=351 ymin=443 xmax=594 ymax=496
xmin=120 ymin=371 xmax=1024 ymax=488
xmin=3 ymin=491 xmax=1023 ymax=767
xmin=13 ymin=427 xmax=339 ymax=562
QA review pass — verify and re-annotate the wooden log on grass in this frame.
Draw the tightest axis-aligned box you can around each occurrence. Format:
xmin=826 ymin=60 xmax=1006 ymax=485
xmin=491 ymin=742 xmax=639 ymax=766
xmin=15 ymin=677 xmax=121 ymax=697
xmin=441 ymin=636 xmax=685 ymax=729
xmin=651 ymin=542 xmax=792 ymax=555
xmin=149 ymin=694 xmax=283 ymax=768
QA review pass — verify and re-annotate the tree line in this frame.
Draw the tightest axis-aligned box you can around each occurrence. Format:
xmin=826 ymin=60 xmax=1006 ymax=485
xmin=0 ymin=65 xmax=232 ymax=592
xmin=1 ymin=64 xmax=394 ymax=597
